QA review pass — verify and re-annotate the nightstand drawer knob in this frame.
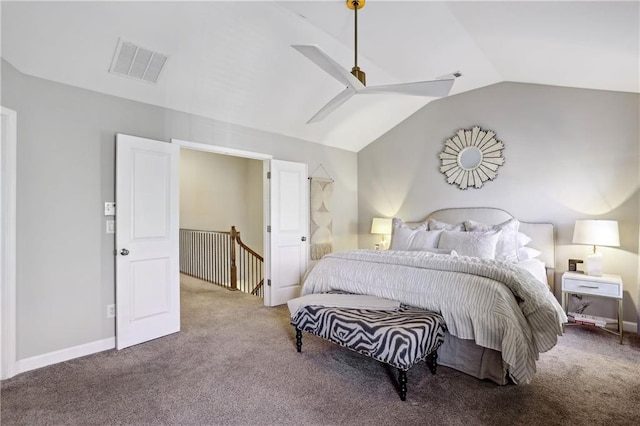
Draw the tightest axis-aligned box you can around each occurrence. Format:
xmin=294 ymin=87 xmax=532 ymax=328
xmin=579 ymin=285 xmax=599 ymax=289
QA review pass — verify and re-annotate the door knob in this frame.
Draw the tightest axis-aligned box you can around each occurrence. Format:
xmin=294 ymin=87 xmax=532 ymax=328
xmin=120 ymin=248 xmax=130 ymax=256
xmin=301 ymin=236 xmax=307 ymax=242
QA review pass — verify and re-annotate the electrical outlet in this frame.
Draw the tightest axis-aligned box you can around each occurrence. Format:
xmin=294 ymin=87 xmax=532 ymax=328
xmin=107 ymin=304 xmax=116 ymax=318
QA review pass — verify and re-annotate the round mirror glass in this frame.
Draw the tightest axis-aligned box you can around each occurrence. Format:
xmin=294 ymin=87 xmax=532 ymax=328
xmin=458 ymin=147 xmax=483 ymax=170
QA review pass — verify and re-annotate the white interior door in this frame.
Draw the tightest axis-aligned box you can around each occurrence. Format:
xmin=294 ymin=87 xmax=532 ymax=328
xmin=116 ymin=134 xmax=180 ymax=350
xmin=266 ymin=159 xmax=309 ymax=306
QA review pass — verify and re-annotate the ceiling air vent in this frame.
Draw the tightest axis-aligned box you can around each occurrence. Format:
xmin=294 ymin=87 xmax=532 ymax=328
xmin=109 ymin=39 xmax=167 ymax=84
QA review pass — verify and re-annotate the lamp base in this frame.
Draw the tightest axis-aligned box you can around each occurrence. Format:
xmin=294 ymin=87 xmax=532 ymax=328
xmin=586 ymin=252 xmax=603 ymax=276
xmin=378 ymin=237 xmax=389 ymax=250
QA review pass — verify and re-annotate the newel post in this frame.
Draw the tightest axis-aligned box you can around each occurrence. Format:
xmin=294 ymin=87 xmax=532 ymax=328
xmin=230 ymin=226 xmax=238 ymax=291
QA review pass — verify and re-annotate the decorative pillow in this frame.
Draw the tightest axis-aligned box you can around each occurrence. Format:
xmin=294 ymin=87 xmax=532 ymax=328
xmin=438 ymin=230 xmax=501 ymax=259
xmin=516 ymin=232 xmax=537 ymax=261
xmin=427 ymin=219 xmax=465 ymax=232
xmin=464 ymin=218 xmax=520 ymax=263
xmin=407 ymin=229 xmax=443 ymax=251
xmin=390 ymin=219 xmax=427 ymax=251
xmin=517 ymin=232 xmax=532 ymax=248
xmin=518 ymin=246 xmax=542 ymax=260
xmin=390 ymin=218 xmax=443 ymax=251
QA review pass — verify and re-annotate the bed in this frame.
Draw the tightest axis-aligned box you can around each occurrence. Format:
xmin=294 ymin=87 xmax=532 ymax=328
xmin=300 ymin=207 xmax=567 ymax=385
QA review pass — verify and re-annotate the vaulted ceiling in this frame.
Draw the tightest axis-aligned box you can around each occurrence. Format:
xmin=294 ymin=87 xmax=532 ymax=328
xmin=2 ymin=1 xmax=638 ymax=152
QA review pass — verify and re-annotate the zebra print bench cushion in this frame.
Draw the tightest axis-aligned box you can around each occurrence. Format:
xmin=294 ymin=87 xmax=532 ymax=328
xmin=291 ymin=305 xmax=446 ymax=371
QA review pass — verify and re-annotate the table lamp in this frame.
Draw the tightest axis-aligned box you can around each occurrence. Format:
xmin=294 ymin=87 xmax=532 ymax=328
xmin=572 ymin=219 xmax=620 ymax=276
xmin=370 ymin=217 xmax=392 ymax=250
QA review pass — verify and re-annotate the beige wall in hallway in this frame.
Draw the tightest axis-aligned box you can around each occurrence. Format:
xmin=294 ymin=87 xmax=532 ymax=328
xmin=180 ymin=149 xmax=264 ymax=254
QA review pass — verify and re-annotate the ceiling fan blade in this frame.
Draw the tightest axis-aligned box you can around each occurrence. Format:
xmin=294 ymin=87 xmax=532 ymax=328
xmin=436 ymin=71 xmax=462 ymax=80
xmin=292 ymin=45 xmax=365 ymax=90
xmin=360 ymin=78 xmax=455 ymax=98
xmin=307 ymin=88 xmax=356 ymax=124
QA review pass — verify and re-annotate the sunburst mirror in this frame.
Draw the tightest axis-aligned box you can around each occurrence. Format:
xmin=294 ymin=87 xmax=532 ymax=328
xmin=439 ymin=126 xmax=505 ymax=190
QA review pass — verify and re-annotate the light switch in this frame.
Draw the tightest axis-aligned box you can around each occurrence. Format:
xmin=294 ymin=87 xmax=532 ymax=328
xmin=106 ymin=220 xmax=115 ymax=234
xmin=104 ymin=202 xmax=116 ymax=216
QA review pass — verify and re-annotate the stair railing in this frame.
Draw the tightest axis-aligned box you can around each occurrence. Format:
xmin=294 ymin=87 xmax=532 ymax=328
xmin=179 ymin=226 xmax=264 ymax=297
xmin=230 ymin=226 xmax=265 ymax=297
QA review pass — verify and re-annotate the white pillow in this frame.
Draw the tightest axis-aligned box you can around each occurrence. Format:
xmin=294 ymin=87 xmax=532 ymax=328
xmin=428 ymin=219 xmax=465 ymax=232
xmin=464 ymin=218 xmax=520 ymax=263
xmin=390 ymin=218 xmax=426 ymax=250
xmin=517 ymin=232 xmax=532 ymax=248
xmin=518 ymin=246 xmax=542 ymax=260
xmin=390 ymin=218 xmax=443 ymax=251
xmin=407 ymin=229 xmax=443 ymax=251
xmin=438 ymin=230 xmax=501 ymax=259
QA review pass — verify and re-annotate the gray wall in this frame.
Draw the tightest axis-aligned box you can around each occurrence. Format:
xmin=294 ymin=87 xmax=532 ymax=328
xmin=1 ymin=59 xmax=358 ymax=360
xmin=358 ymin=82 xmax=640 ymax=324
xmin=180 ymin=150 xmax=264 ymax=254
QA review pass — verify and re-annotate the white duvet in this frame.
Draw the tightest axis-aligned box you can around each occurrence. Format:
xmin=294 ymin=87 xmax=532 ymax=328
xmin=301 ymin=249 xmax=567 ymax=384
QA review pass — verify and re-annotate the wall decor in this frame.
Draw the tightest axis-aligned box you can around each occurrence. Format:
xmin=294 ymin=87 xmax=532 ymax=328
xmin=309 ymin=164 xmax=334 ymax=260
xmin=439 ymin=126 xmax=505 ymax=189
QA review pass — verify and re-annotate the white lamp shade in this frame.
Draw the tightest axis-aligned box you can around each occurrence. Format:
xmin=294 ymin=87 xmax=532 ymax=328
xmin=370 ymin=217 xmax=392 ymax=235
xmin=572 ymin=219 xmax=620 ymax=247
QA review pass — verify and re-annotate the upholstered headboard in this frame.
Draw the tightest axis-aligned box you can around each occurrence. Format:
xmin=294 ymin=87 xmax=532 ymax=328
xmin=409 ymin=207 xmax=555 ymax=289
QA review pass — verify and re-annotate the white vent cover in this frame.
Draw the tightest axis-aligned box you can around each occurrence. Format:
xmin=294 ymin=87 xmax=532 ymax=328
xmin=109 ymin=39 xmax=167 ymax=84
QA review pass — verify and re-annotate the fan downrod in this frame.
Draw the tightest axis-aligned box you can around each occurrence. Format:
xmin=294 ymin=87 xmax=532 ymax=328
xmin=347 ymin=0 xmax=366 ymax=85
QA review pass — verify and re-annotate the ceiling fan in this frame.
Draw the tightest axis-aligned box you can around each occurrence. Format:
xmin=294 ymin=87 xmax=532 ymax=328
xmin=293 ymin=0 xmax=460 ymax=124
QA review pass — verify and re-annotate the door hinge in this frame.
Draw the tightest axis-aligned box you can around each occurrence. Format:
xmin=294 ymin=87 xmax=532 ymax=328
xmin=267 ymin=171 xmax=271 ymax=179
xmin=267 ymin=225 xmax=271 ymax=233
xmin=267 ymin=279 xmax=271 ymax=287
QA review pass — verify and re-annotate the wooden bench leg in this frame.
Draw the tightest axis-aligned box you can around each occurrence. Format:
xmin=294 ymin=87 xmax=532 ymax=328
xmin=426 ymin=351 xmax=438 ymax=375
xmin=295 ymin=328 xmax=302 ymax=352
xmin=398 ymin=369 xmax=407 ymax=401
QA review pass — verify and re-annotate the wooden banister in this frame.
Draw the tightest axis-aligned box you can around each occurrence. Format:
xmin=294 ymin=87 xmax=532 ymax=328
xmin=234 ymin=230 xmax=264 ymax=262
xmin=179 ymin=226 xmax=263 ymax=297
xmin=230 ymin=226 xmax=238 ymax=291
xmin=251 ymin=279 xmax=264 ymax=296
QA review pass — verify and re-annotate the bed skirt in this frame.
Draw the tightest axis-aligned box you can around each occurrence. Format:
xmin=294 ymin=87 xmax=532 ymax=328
xmin=438 ymin=333 xmax=508 ymax=385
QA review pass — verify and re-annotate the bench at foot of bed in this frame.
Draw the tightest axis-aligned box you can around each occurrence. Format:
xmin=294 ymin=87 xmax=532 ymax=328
xmin=290 ymin=300 xmax=446 ymax=401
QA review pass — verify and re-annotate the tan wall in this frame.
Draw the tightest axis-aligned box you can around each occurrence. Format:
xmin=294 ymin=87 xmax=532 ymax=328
xmin=180 ymin=149 xmax=263 ymax=254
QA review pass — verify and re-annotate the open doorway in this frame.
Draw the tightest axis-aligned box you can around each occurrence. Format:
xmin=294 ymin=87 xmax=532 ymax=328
xmin=171 ymin=139 xmax=274 ymax=306
xmin=171 ymin=138 xmax=309 ymax=307
xmin=179 ymin=148 xmax=264 ymax=296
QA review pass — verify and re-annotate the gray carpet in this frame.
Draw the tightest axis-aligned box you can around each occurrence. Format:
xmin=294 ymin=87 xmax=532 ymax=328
xmin=2 ymin=275 xmax=640 ymax=425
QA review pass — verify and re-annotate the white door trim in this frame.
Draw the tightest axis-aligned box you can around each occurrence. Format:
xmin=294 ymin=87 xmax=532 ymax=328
xmin=1 ymin=107 xmax=18 ymax=379
xmin=170 ymin=139 xmax=274 ymax=304
xmin=171 ymin=139 xmax=272 ymax=161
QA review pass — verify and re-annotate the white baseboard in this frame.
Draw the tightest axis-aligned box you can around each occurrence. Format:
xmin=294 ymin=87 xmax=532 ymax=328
xmin=623 ymin=320 xmax=638 ymax=334
xmin=17 ymin=337 xmax=115 ymax=375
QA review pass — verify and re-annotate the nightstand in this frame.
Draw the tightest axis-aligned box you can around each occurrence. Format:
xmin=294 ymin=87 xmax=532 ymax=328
xmin=561 ymin=271 xmax=623 ymax=344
